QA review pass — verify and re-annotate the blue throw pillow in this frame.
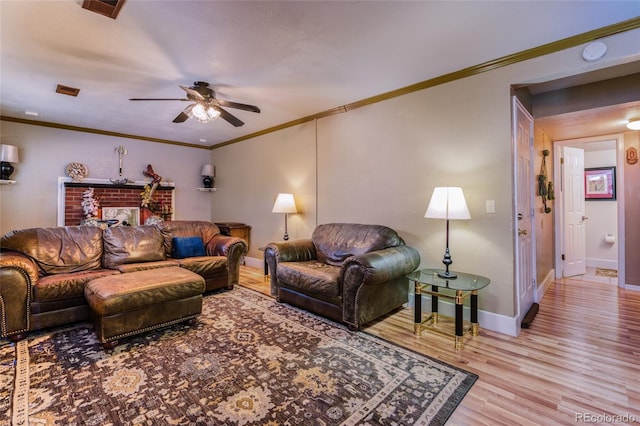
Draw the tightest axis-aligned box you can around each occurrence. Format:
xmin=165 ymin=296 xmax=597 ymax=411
xmin=172 ymin=236 xmax=206 ymax=259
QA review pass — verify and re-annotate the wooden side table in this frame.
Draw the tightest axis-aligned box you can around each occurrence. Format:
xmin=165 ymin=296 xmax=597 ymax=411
xmin=215 ymin=222 xmax=251 ymax=250
xmin=407 ymin=268 xmax=490 ymax=350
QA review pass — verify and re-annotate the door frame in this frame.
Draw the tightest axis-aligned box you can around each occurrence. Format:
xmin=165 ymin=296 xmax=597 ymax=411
xmin=553 ymin=134 xmax=626 ymax=288
xmin=512 ymin=96 xmax=537 ymax=331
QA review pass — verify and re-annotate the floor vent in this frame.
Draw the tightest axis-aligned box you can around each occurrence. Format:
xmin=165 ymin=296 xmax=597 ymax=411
xmin=81 ymin=0 xmax=126 ymax=19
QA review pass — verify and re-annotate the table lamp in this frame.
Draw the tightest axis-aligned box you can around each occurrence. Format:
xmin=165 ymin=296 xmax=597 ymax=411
xmin=0 ymin=144 xmax=19 ymax=180
xmin=201 ymin=164 xmax=215 ymax=188
xmin=425 ymin=187 xmax=471 ymax=279
xmin=272 ymin=193 xmax=297 ymax=240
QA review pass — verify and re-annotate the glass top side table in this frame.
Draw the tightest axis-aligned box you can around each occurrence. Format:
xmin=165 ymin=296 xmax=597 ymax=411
xmin=407 ymin=268 xmax=490 ymax=349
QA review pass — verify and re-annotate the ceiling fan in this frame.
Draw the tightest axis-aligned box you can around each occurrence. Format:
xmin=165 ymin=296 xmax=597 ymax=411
xmin=129 ymin=81 xmax=260 ymax=127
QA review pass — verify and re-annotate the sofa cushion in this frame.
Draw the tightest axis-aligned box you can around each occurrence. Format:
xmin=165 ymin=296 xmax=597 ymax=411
xmin=172 ymin=236 xmax=206 ymax=258
xmin=277 ymin=261 xmax=341 ymax=298
xmin=156 ymin=221 xmax=220 ymax=257
xmin=0 ymin=226 xmax=104 ymax=275
xmin=312 ymin=223 xmax=403 ymax=266
xmin=102 ymin=225 xmax=165 ymax=269
xmin=176 ymin=256 xmax=227 ymax=276
xmin=33 ymin=269 xmax=120 ymax=302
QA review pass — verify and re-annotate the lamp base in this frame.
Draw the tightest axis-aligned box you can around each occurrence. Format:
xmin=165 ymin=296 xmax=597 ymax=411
xmin=0 ymin=162 xmax=14 ymax=180
xmin=437 ymin=270 xmax=457 ymax=279
xmin=202 ymin=176 xmax=214 ymax=188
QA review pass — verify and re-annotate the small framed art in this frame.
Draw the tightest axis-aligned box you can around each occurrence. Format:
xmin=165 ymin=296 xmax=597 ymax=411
xmin=584 ymin=167 xmax=616 ymax=201
xmin=102 ymin=207 xmax=140 ymax=226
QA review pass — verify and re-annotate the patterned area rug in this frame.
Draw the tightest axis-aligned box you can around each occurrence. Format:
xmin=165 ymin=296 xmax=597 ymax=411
xmin=1 ymin=287 xmax=477 ymax=425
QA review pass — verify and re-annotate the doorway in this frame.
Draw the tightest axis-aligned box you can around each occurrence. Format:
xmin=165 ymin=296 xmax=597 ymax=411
xmin=553 ymin=135 xmax=624 ymax=287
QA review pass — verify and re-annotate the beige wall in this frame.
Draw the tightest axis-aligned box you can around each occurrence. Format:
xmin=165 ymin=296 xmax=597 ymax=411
xmin=209 ymin=122 xmax=317 ymax=254
xmin=211 ymin=28 xmax=640 ymax=328
xmin=533 ymin=127 xmax=555 ymax=286
xmin=0 ymin=122 xmax=214 ymax=234
xmin=624 ymin=131 xmax=640 ymax=285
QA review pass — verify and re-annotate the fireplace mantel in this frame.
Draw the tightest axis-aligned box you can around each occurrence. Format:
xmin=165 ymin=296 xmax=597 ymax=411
xmin=57 ymin=177 xmax=175 ymax=226
xmin=63 ymin=181 xmax=175 ymax=191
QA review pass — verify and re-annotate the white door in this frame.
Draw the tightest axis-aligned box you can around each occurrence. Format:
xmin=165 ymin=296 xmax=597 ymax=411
xmin=512 ymin=97 xmax=536 ymax=327
xmin=562 ymin=146 xmax=587 ymax=277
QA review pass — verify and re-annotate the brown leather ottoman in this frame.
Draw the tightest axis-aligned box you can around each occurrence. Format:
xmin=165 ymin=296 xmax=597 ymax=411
xmin=85 ymin=267 xmax=205 ymax=348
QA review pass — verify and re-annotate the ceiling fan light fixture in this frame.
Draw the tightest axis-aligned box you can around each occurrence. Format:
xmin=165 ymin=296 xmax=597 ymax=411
xmin=206 ymin=106 xmax=220 ymax=120
xmin=626 ymin=118 xmax=640 ymax=130
xmin=192 ymin=103 xmax=211 ymax=123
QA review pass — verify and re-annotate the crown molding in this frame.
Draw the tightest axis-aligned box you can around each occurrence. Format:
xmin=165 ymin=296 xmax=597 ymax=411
xmin=0 ymin=116 xmax=209 ymax=150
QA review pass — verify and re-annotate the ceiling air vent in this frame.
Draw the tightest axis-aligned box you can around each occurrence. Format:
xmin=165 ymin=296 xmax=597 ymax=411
xmin=81 ymin=0 xmax=126 ymax=19
xmin=56 ymin=84 xmax=80 ymax=97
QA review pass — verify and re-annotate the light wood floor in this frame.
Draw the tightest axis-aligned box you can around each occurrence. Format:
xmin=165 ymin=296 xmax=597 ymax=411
xmin=239 ymin=266 xmax=640 ymax=425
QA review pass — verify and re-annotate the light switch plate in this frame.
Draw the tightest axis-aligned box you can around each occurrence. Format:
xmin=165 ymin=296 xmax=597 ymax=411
xmin=486 ymin=200 xmax=496 ymax=214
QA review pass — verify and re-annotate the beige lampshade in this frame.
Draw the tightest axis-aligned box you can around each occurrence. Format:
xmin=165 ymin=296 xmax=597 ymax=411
xmin=200 ymin=164 xmax=214 ymax=177
xmin=0 ymin=144 xmax=19 ymax=163
xmin=425 ymin=187 xmax=471 ymax=220
xmin=272 ymin=193 xmax=297 ymax=213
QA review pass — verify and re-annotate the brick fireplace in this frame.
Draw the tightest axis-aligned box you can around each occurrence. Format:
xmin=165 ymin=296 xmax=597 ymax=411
xmin=58 ymin=178 xmax=175 ymax=226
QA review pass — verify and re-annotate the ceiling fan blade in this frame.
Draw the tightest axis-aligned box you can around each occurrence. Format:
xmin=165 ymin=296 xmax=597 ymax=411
xmin=216 ymin=99 xmax=260 ymax=113
xmin=172 ymin=104 xmax=195 ymax=123
xmin=172 ymin=112 xmax=189 ymax=123
xmin=179 ymin=85 xmax=206 ymax=101
xmin=217 ymin=107 xmax=245 ymax=127
xmin=129 ymin=98 xmax=189 ymax=101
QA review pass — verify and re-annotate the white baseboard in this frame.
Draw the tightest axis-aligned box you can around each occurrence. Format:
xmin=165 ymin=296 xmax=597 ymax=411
xmin=586 ymin=258 xmax=618 ymax=270
xmin=536 ymin=269 xmax=555 ymax=302
xmin=244 ymin=255 xmax=264 ymax=270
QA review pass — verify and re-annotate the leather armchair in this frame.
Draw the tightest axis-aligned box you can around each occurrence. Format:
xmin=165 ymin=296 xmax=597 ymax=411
xmin=265 ymin=223 xmax=420 ymax=330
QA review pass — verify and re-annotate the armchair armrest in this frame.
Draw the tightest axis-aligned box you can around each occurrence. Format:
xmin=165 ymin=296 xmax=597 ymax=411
xmin=341 ymin=245 xmax=420 ymax=286
xmin=207 ymin=234 xmax=247 ymax=257
xmin=207 ymin=235 xmax=248 ymax=287
xmin=0 ymin=250 xmax=39 ymax=339
xmin=264 ymin=239 xmax=316 ymax=296
xmin=341 ymin=245 xmax=420 ymax=329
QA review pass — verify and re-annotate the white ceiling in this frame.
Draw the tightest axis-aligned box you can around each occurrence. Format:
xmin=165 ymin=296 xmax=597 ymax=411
xmin=1 ymin=1 xmax=639 ymax=148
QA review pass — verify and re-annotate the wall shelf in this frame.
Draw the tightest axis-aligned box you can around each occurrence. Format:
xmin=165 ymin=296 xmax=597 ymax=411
xmin=198 ymin=188 xmax=217 ymax=192
xmin=0 ymin=179 xmax=16 ymax=185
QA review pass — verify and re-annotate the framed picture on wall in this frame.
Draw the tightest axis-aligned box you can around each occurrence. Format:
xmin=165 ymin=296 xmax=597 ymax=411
xmin=102 ymin=207 xmax=140 ymax=226
xmin=584 ymin=167 xmax=616 ymax=200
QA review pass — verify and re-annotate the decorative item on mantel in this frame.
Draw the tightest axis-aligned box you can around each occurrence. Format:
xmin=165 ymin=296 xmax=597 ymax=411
xmin=110 ymin=145 xmax=131 ymax=185
xmin=79 ymin=187 xmax=110 ymax=229
xmin=81 ymin=187 xmax=100 ymax=219
xmin=140 ymin=164 xmax=167 ymax=224
xmin=140 ymin=184 xmax=164 ymax=224
xmin=65 ymin=162 xmax=89 ymax=182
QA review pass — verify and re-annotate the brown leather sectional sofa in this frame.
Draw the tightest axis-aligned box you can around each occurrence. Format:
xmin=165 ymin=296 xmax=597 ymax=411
xmin=0 ymin=220 xmax=247 ymax=341
xmin=265 ymin=223 xmax=420 ymax=330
